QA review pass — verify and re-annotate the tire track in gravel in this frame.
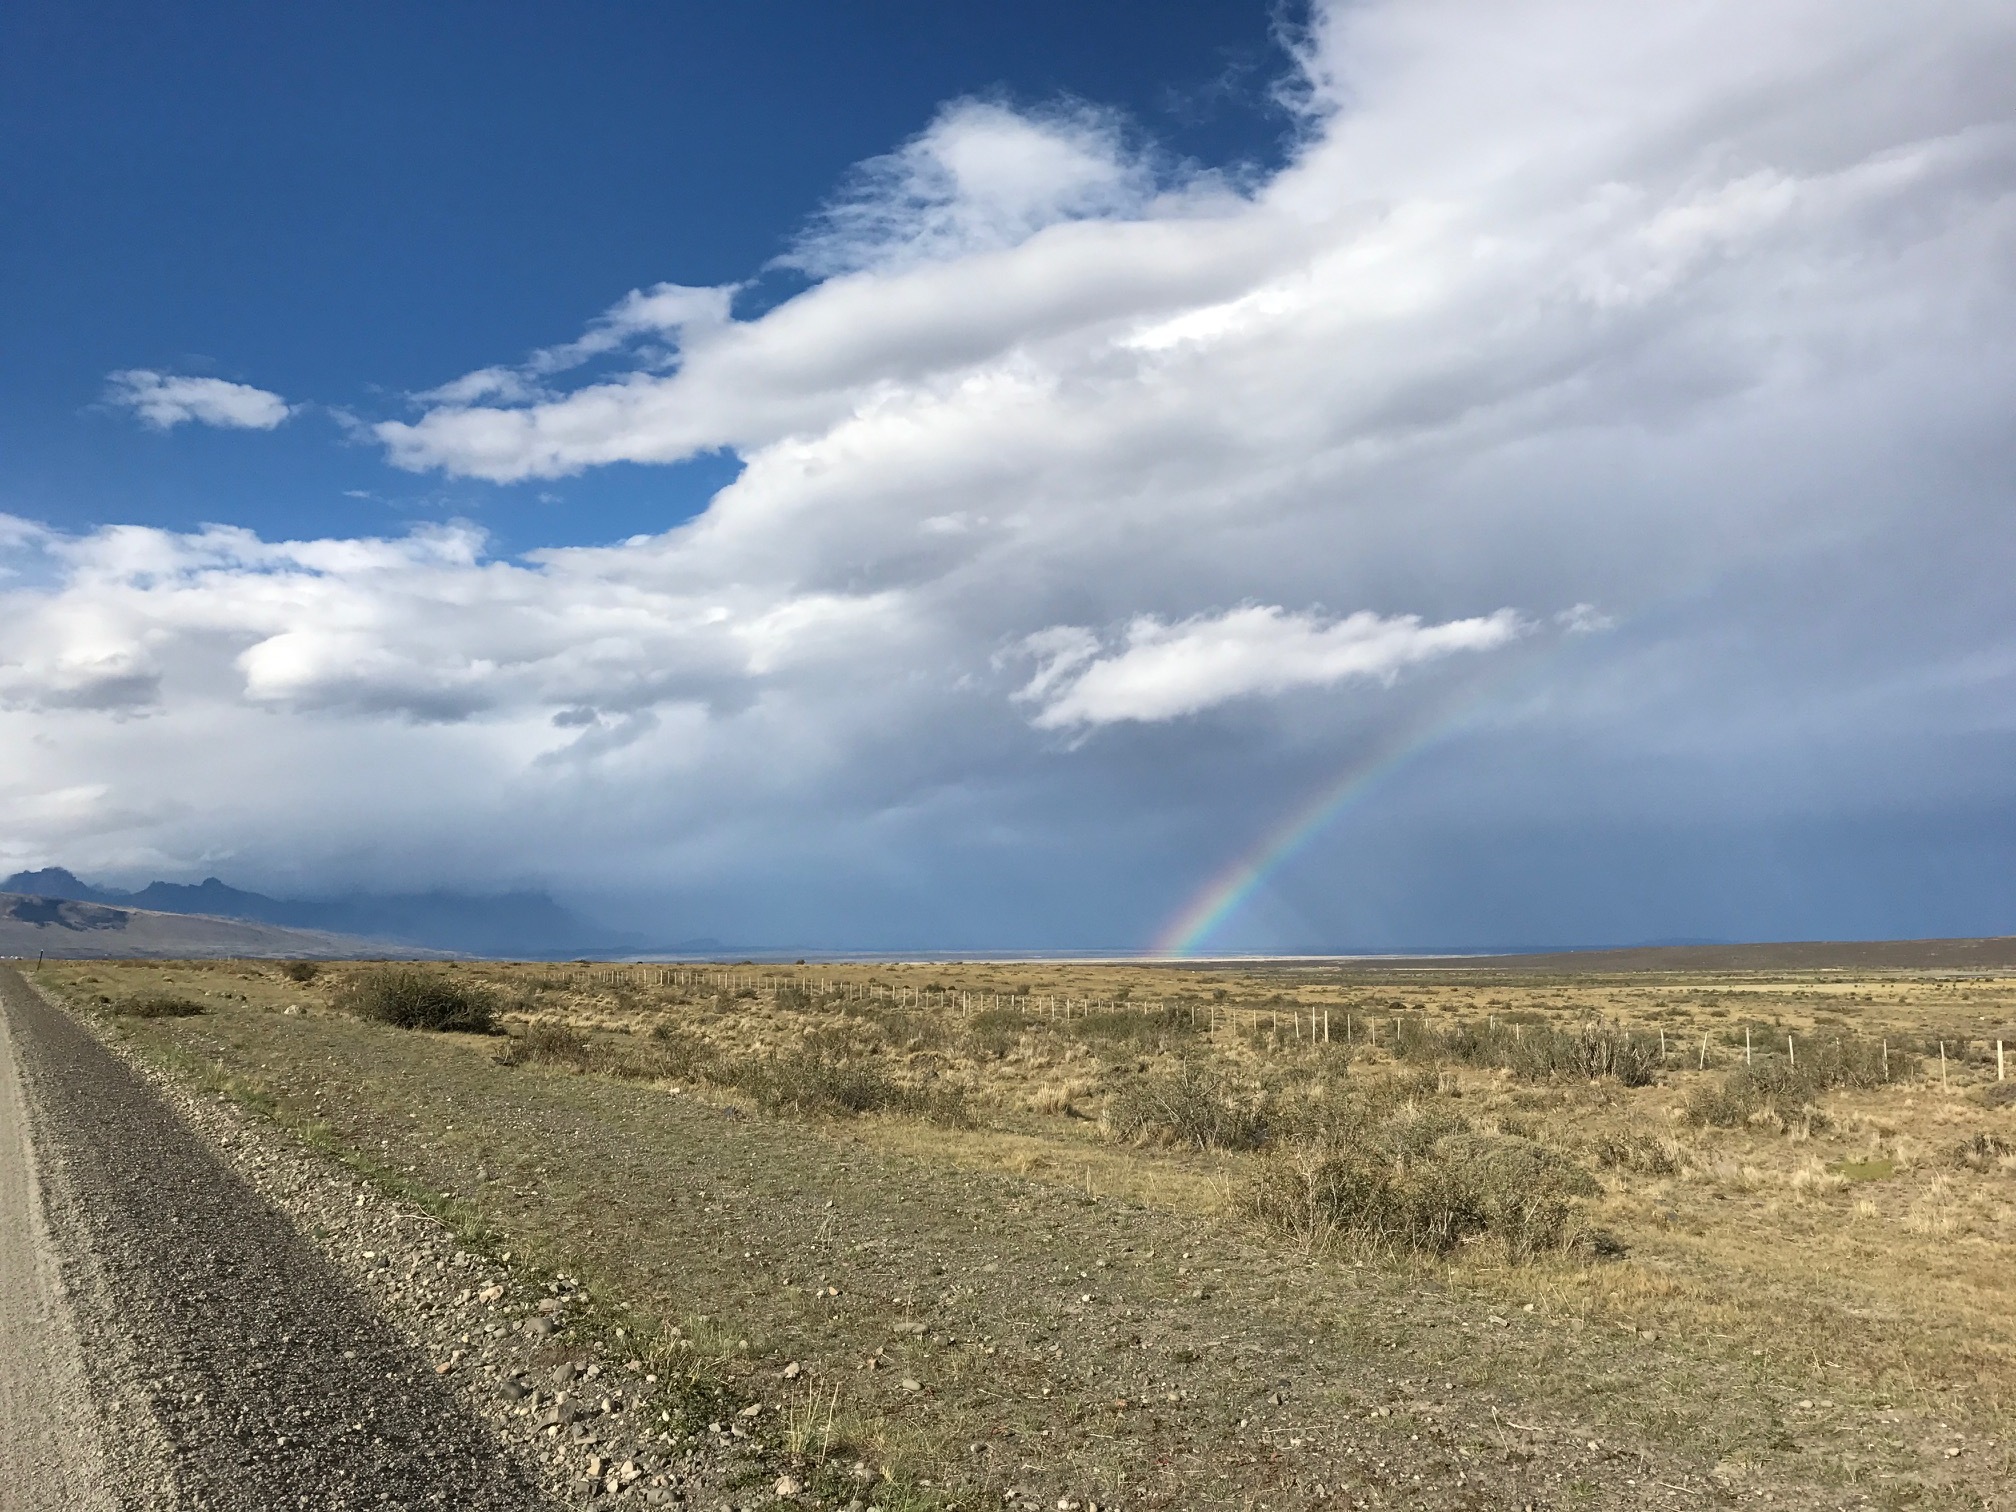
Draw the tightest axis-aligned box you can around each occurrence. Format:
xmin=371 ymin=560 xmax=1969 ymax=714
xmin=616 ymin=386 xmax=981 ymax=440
xmin=0 ymin=967 xmax=555 ymax=1512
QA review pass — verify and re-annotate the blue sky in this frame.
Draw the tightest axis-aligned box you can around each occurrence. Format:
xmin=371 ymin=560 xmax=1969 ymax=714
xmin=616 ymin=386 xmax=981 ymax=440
xmin=2 ymin=1 xmax=1290 ymax=548
xmin=3 ymin=0 xmax=2015 ymax=952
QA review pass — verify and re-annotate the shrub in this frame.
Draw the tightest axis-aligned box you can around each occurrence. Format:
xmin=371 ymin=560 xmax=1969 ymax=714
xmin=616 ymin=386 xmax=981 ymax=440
xmin=726 ymin=1052 xmax=976 ymax=1127
xmin=964 ymin=1008 xmax=1025 ymax=1059
xmin=774 ymin=981 xmax=818 ymax=1012
xmin=1591 ymin=1131 xmax=1683 ymax=1176
xmin=116 ymin=994 xmax=207 ymax=1019
xmin=495 ymin=1020 xmax=592 ymax=1068
xmin=1105 ymin=1062 xmax=1270 ymax=1151
xmin=837 ymin=1005 xmax=955 ymax=1052
xmin=337 ymin=967 xmax=497 ymax=1033
xmin=1067 ymin=1004 xmax=1202 ymax=1050
xmin=1954 ymin=1131 xmax=2014 ymax=1170
xmin=736 ymin=1052 xmax=896 ymax=1115
xmin=497 ymin=1020 xmax=715 ymax=1082
xmin=1397 ymin=1017 xmax=1660 ymax=1087
xmin=1685 ymin=1036 xmax=1913 ymax=1127
xmin=279 ymin=960 xmax=320 ymax=983
xmin=1240 ymin=1116 xmax=1597 ymax=1259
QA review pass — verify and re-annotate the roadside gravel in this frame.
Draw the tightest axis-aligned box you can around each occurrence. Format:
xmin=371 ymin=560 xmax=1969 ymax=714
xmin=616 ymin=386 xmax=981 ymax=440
xmin=6 ymin=967 xmax=769 ymax=1511
xmin=0 ymin=982 xmax=120 ymax=1512
xmin=2 ymin=967 xmax=559 ymax=1511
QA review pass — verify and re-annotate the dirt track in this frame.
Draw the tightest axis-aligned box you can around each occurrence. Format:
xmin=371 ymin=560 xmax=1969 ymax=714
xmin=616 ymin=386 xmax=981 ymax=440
xmin=0 ymin=967 xmax=551 ymax=1511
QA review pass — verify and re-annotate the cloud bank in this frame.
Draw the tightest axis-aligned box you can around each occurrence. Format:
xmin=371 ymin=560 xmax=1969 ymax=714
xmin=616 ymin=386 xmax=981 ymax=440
xmin=9 ymin=0 xmax=2016 ymax=947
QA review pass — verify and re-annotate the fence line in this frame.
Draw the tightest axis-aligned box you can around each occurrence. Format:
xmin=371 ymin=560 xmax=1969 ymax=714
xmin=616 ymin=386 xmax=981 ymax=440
xmin=511 ymin=965 xmax=2010 ymax=1080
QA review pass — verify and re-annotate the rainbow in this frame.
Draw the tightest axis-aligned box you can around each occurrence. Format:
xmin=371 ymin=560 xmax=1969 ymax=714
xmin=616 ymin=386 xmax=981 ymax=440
xmin=1149 ymin=711 xmax=1457 ymax=957
xmin=1149 ymin=617 xmax=1613 ymax=956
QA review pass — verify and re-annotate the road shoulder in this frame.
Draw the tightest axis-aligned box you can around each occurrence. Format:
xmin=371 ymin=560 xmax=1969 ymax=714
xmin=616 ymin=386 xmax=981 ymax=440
xmin=0 ymin=985 xmax=119 ymax=1512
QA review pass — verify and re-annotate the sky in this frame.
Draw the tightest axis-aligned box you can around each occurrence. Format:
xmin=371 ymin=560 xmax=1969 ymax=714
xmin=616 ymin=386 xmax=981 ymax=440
xmin=2 ymin=0 xmax=2014 ymax=953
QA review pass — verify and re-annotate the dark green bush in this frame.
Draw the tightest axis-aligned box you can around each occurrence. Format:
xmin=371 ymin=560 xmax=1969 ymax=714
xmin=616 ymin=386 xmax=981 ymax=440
xmin=279 ymin=960 xmax=320 ymax=983
xmin=337 ymin=967 xmax=497 ymax=1033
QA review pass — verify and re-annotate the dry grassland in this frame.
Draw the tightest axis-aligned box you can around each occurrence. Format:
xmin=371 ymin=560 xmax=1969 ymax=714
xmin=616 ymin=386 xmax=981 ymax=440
xmin=38 ymin=956 xmax=2016 ymax=1511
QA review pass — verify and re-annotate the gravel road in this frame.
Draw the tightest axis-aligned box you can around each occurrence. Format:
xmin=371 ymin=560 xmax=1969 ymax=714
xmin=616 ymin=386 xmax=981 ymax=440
xmin=0 ymin=967 xmax=553 ymax=1512
xmin=0 ymin=973 xmax=116 ymax=1512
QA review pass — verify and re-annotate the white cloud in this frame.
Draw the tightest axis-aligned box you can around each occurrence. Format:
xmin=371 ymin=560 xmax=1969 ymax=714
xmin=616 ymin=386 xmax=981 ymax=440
xmin=7 ymin=0 xmax=2016 ymax=943
xmin=413 ymin=282 xmax=736 ymax=407
xmin=781 ymin=99 xmax=1163 ymax=277
xmin=1555 ymin=604 xmax=1614 ymax=635
xmin=106 ymin=370 xmax=294 ymax=431
xmin=1019 ymin=607 xmax=1527 ymax=728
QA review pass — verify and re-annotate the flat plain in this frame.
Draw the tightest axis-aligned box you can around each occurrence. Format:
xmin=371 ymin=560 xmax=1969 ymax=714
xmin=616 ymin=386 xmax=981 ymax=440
xmin=36 ymin=955 xmax=2016 ymax=1510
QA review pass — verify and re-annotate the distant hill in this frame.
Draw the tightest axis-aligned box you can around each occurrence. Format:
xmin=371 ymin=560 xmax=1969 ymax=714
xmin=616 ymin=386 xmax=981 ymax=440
xmin=0 ymin=892 xmax=450 ymax=960
xmin=3 ymin=868 xmax=636 ymax=958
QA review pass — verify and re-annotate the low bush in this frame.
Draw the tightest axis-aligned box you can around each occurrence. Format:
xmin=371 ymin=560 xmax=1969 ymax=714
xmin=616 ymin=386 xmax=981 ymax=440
xmin=1954 ymin=1131 xmax=2014 ymax=1170
xmin=836 ymin=1005 xmax=956 ymax=1052
xmin=279 ymin=960 xmax=320 ymax=983
xmin=1685 ymin=1036 xmax=1913 ymax=1127
xmin=1394 ymin=1016 xmax=1660 ymax=1087
xmin=1240 ymin=1112 xmax=1597 ymax=1260
xmin=116 ymin=994 xmax=207 ymax=1019
xmin=493 ymin=1016 xmax=972 ymax=1124
xmin=774 ymin=981 xmax=819 ymax=1012
xmin=727 ymin=1052 xmax=975 ymax=1127
xmin=964 ymin=1008 xmax=1026 ymax=1059
xmin=498 ymin=1020 xmax=715 ymax=1083
xmin=1591 ymin=1131 xmax=1683 ymax=1176
xmin=1067 ymin=1003 xmax=1203 ymax=1050
xmin=1104 ymin=1062 xmax=1270 ymax=1151
xmin=337 ymin=967 xmax=497 ymax=1033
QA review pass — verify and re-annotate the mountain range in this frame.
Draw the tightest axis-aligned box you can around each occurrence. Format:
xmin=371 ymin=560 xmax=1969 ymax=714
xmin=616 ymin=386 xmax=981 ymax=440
xmin=1 ymin=868 xmax=638 ymax=958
